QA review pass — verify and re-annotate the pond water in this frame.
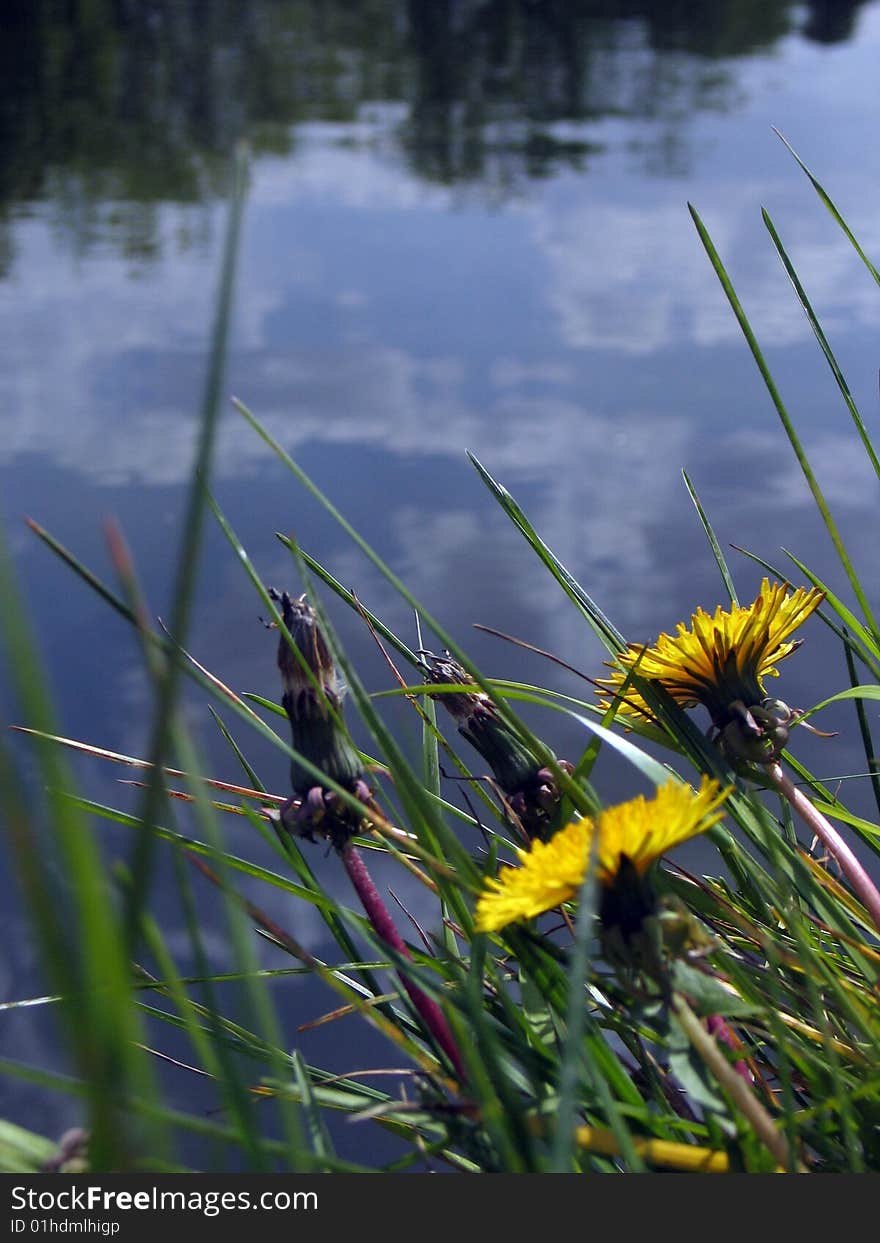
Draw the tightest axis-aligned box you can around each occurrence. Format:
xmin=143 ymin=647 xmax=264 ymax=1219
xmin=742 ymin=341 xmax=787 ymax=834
xmin=3 ymin=1 xmax=880 ymax=1168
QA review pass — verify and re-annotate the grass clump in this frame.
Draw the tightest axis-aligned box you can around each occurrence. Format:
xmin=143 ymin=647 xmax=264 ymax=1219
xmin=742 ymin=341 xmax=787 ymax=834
xmin=3 ymin=137 xmax=880 ymax=1174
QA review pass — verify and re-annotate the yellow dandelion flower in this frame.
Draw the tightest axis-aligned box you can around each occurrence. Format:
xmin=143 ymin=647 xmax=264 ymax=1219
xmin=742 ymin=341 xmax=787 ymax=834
xmin=594 ymin=776 xmax=730 ymax=879
xmin=598 ymin=578 xmax=823 ymax=736
xmin=474 ymin=818 xmax=590 ymax=932
xmin=474 ymin=776 xmax=729 ymax=933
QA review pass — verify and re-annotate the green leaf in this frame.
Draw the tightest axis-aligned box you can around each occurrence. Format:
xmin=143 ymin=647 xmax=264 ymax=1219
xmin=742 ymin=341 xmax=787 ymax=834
xmin=800 ymin=685 xmax=880 ymax=720
xmin=669 ymin=961 xmax=759 ymax=1019
xmin=567 ymin=713 xmax=682 ymax=788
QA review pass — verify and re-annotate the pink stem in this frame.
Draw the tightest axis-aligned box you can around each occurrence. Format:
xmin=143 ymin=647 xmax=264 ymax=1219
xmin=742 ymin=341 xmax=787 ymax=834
xmin=339 ymin=840 xmax=465 ymax=1080
xmin=706 ymin=1014 xmax=752 ymax=1083
xmin=765 ymin=761 xmax=880 ymax=936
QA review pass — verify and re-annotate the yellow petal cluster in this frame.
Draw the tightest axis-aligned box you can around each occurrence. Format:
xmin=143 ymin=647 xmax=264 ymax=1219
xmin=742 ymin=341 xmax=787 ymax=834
xmin=598 ymin=579 xmax=824 ymax=724
xmin=474 ymin=777 xmax=729 ymax=933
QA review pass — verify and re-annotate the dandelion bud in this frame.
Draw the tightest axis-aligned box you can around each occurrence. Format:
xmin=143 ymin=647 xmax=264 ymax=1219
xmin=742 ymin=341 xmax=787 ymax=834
xmin=424 ymin=652 xmax=570 ymax=840
xmin=269 ymin=589 xmax=369 ymax=843
xmin=274 ymin=588 xmax=339 ymax=698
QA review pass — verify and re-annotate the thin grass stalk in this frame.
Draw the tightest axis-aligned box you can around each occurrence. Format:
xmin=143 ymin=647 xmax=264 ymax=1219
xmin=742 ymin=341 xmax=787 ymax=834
xmin=126 ymin=146 xmax=248 ymax=955
xmin=107 ymin=518 xmax=306 ymax=1165
xmin=0 ymin=532 xmax=166 ymax=1168
xmin=774 ymin=130 xmax=880 ymax=288
xmin=689 ymin=202 xmax=880 ymax=644
xmin=131 ymin=874 xmax=269 ymax=1170
xmin=841 ymin=635 xmax=880 ymax=822
xmin=548 ymin=859 xmax=600 ymax=1172
xmin=681 ymin=470 xmax=738 ymax=606
xmin=234 ymin=400 xmax=592 ymax=824
xmin=761 ymin=207 xmax=880 ymax=483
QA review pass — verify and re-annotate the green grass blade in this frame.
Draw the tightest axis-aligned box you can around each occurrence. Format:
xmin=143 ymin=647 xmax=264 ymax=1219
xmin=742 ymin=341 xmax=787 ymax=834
xmin=774 ymin=129 xmax=880 ymax=288
xmin=235 ymin=400 xmax=586 ymax=819
xmin=842 ymin=635 xmax=880 ymax=821
xmin=126 ymin=147 xmax=249 ymax=954
xmin=0 ymin=1058 xmax=354 ymax=1168
xmin=0 ymin=1121 xmax=59 ymax=1174
xmin=291 ymin=1050 xmax=335 ymax=1165
xmin=548 ymin=863 xmax=600 ymax=1171
xmin=293 ymin=543 xmax=418 ymax=665
xmin=799 ymin=685 xmax=880 ymax=720
xmin=781 ymin=550 xmax=880 ymax=665
xmin=569 ymin=713 xmax=685 ymax=789
xmin=132 ymin=870 xmax=272 ymax=1170
xmin=0 ymin=530 xmax=166 ymax=1169
xmin=467 ymin=452 xmax=626 ymax=654
xmin=457 ymin=937 xmax=534 ymax=1171
xmin=689 ymin=202 xmax=880 ymax=644
xmin=208 ymin=706 xmax=264 ymax=792
xmin=107 ymin=527 xmax=307 ymax=1167
xmin=762 ymin=207 xmax=880 ymax=482
xmin=682 ymin=470 xmax=738 ymax=605
xmin=730 ymin=544 xmax=880 ymax=680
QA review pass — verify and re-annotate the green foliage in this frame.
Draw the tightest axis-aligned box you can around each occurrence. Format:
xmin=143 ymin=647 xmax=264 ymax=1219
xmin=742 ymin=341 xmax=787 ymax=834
xmin=3 ymin=138 xmax=880 ymax=1173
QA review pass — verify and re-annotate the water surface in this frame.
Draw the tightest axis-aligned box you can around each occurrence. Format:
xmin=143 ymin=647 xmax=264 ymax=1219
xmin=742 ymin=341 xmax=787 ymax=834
xmin=3 ymin=1 xmax=880 ymax=1165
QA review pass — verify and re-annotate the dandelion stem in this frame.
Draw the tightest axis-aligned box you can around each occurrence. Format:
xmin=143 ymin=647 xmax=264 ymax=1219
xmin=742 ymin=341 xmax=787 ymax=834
xmin=575 ymin=1124 xmax=729 ymax=1173
xmin=671 ymin=992 xmax=798 ymax=1171
xmin=764 ymin=761 xmax=880 ymax=935
xmin=338 ymin=840 xmax=465 ymax=1080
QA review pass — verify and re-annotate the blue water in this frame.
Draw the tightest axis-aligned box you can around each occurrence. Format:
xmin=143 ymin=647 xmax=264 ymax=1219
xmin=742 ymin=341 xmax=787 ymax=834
xmin=2 ymin=1 xmax=879 ymax=1167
